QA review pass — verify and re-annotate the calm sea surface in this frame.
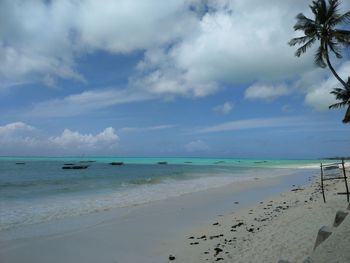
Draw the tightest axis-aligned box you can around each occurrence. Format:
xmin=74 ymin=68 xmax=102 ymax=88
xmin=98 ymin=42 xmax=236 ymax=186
xmin=0 ymin=157 xmax=326 ymax=230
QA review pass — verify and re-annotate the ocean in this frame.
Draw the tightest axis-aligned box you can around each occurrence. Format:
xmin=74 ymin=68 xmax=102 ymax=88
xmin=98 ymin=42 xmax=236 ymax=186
xmin=0 ymin=157 xmax=326 ymax=230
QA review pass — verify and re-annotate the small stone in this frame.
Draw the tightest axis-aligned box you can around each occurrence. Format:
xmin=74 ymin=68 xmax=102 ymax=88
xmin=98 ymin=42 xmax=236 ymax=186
xmin=169 ymin=255 xmax=176 ymax=261
xmin=214 ymin=247 xmax=223 ymax=256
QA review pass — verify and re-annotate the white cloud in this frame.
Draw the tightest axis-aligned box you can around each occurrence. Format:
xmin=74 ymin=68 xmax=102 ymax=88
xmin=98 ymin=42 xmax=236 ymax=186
xmin=245 ymin=83 xmax=290 ymax=101
xmin=135 ymin=0 xmax=315 ymax=97
xmin=0 ymin=0 xmax=83 ymax=88
xmin=0 ymin=122 xmax=40 ymax=153
xmin=213 ymin=102 xmax=233 ymax=114
xmin=194 ymin=117 xmax=303 ymax=134
xmin=303 ymin=62 xmax=350 ymax=111
xmin=0 ymin=122 xmax=36 ymax=135
xmin=0 ymin=122 xmax=119 ymax=155
xmin=1 ymin=0 xmax=314 ymax=96
xmin=49 ymin=127 xmax=119 ymax=151
xmin=0 ymin=0 xmax=193 ymax=89
xmin=2 ymin=0 xmax=349 ymax=110
xmin=185 ymin=140 xmax=208 ymax=152
xmin=28 ymin=88 xmax=154 ymax=117
xmin=76 ymin=0 xmax=193 ymax=53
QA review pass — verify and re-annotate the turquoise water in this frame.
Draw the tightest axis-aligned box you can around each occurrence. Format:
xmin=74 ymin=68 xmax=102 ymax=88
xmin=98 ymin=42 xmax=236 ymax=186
xmin=0 ymin=157 xmax=329 ymax=230
xmin=0 ymin=156 xmax=332 ymax=168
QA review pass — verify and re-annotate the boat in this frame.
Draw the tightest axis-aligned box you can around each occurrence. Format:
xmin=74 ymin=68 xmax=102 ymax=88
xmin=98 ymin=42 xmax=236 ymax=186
xmin=109 ymin=162 xmax=124 ymax=166
xmin=62 ymin=165 xmax=89 ymax=170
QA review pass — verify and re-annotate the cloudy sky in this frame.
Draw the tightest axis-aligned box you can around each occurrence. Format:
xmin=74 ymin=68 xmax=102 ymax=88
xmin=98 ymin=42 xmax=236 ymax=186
xmin=0 ymin=0 xmax=349 ymax=158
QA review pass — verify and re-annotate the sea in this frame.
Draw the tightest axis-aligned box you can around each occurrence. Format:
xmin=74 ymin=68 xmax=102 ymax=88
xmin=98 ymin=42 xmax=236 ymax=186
xmin=0 ymin=157 xmax=329 ymax=231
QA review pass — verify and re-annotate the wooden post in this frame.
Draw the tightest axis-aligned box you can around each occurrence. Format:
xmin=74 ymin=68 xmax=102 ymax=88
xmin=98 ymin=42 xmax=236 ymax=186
xmin=321 ymin=163 xmax=326 ymax=203
xmin=341 ymin=159 xmax=349 ymax=202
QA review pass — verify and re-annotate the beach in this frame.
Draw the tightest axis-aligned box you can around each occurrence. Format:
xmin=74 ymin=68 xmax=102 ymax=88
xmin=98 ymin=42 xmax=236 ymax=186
xmin=0 ymin=159 xmax=349 ymax=263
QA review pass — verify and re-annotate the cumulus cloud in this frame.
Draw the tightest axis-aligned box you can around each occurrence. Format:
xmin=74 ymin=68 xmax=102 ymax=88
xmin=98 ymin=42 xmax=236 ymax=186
xmin=135 ymin=0 xmax=315 ymax=97
xmin=1 ymin=0 xmax=314 ymax=95
xmin=2 ymin=0 xmax=349 ymax=112
xmin=0 ymin=122 xmax=36 ymax=135
xmin=245 ymin=84 xmax=290 ymax=101
xmin=0 ymin=0 xmax=193 ymax=89
xmin=49 ymin=127 xmax=119 ymax=151
xmin=213 ymin=102 xmax=233 ymax=114
xmin=185 ymin=140 xmax=209 ymax=152
xmin=76 ymin=0 xmax=193 ymax=53
xmin=0 ymin=122 xmax=119 ymax=155
xmin=0 ymin=0 xmax=83 ymax=88
xmin=300 ymin=62 xmax=350 ymax=111
xmin=0 ymin=122 xmax=40 ymax=154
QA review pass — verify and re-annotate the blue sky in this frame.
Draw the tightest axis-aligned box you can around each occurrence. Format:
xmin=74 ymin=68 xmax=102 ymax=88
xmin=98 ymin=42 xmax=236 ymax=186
xmin=0 ymin=0 xmax=349 ymax=158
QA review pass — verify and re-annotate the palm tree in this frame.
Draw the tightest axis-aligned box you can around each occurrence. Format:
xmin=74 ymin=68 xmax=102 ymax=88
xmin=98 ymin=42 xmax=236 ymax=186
xmin=289 ymin=0 xmax=350 ymax=122
xmin=289 ymin=0 xmax=350 ymax=86
xmin=329 ymin=77 xmax=350 ymax=123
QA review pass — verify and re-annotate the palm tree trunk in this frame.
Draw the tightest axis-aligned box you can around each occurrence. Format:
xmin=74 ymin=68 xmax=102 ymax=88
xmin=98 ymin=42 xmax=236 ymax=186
xmin=325 ymin=46 xmax=348 ymax=89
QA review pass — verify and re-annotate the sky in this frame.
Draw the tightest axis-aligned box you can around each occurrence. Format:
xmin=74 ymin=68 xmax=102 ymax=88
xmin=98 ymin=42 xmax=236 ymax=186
xmin=0 ymin=0 xmax=349 ymax=158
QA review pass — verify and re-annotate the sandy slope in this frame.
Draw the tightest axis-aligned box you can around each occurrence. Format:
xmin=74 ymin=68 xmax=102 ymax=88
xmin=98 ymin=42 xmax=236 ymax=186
xmin=173 ymin=175 xmax=349 ymax=263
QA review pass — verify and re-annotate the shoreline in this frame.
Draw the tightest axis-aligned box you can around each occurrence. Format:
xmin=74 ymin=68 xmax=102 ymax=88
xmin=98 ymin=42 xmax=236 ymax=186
xmin=0 ymin=167 xmax=312 ymax=232
xmin=0 ymin=168 xmax=317 ymax=263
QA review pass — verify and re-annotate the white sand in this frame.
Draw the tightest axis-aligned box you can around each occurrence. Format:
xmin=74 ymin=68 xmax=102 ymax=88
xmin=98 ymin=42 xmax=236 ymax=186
xmin=1 ymin=168 xmax=349 ymax=263
xmin=174 ymin=173 xmax=350 ymax=263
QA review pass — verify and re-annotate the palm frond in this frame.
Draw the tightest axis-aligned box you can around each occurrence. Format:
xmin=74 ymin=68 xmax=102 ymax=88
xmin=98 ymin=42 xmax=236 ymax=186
xmin=332 ymin=11 xmax=350 ymax=25
xmin=288 ymin=36 xmax=313 ymax=46
xmin=314 ymin=45 xmax=327 ymax=67
xmin=318 ymin=0 xmax=328 ymax=24
xmin=293 ymin=13 xmax=316 ymax=31
xmin=295 ymin=38 xmax=316 ymax=56
xmin=329 ymin=101 xmax=347 ymax=109
xmin=328 ymin=40 xmax=342 ymax=58
xmin=333 ymin=29 xmax=350 ymax=46
xmin=326 ymin=0 xmax=341 ymax=24
xmin=343 ymin=105 xmax=350 ymax=123
xmin=310 ymin=1 xmax=319 ymax=17
xmin=330 ymin=87 xmax=350 ymax=99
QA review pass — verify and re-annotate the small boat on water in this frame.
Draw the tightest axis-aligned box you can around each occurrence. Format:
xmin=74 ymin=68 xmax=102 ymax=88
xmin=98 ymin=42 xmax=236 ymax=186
xmin=15 ymin=162 xmax=26 ymax=165
xmin=157 ymin=161 xmax=168 ymax=165
xmin=62 ymin=165 xmax=89 ymax=170
xmin=109 ymin=162 xmax=124 ymax=166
